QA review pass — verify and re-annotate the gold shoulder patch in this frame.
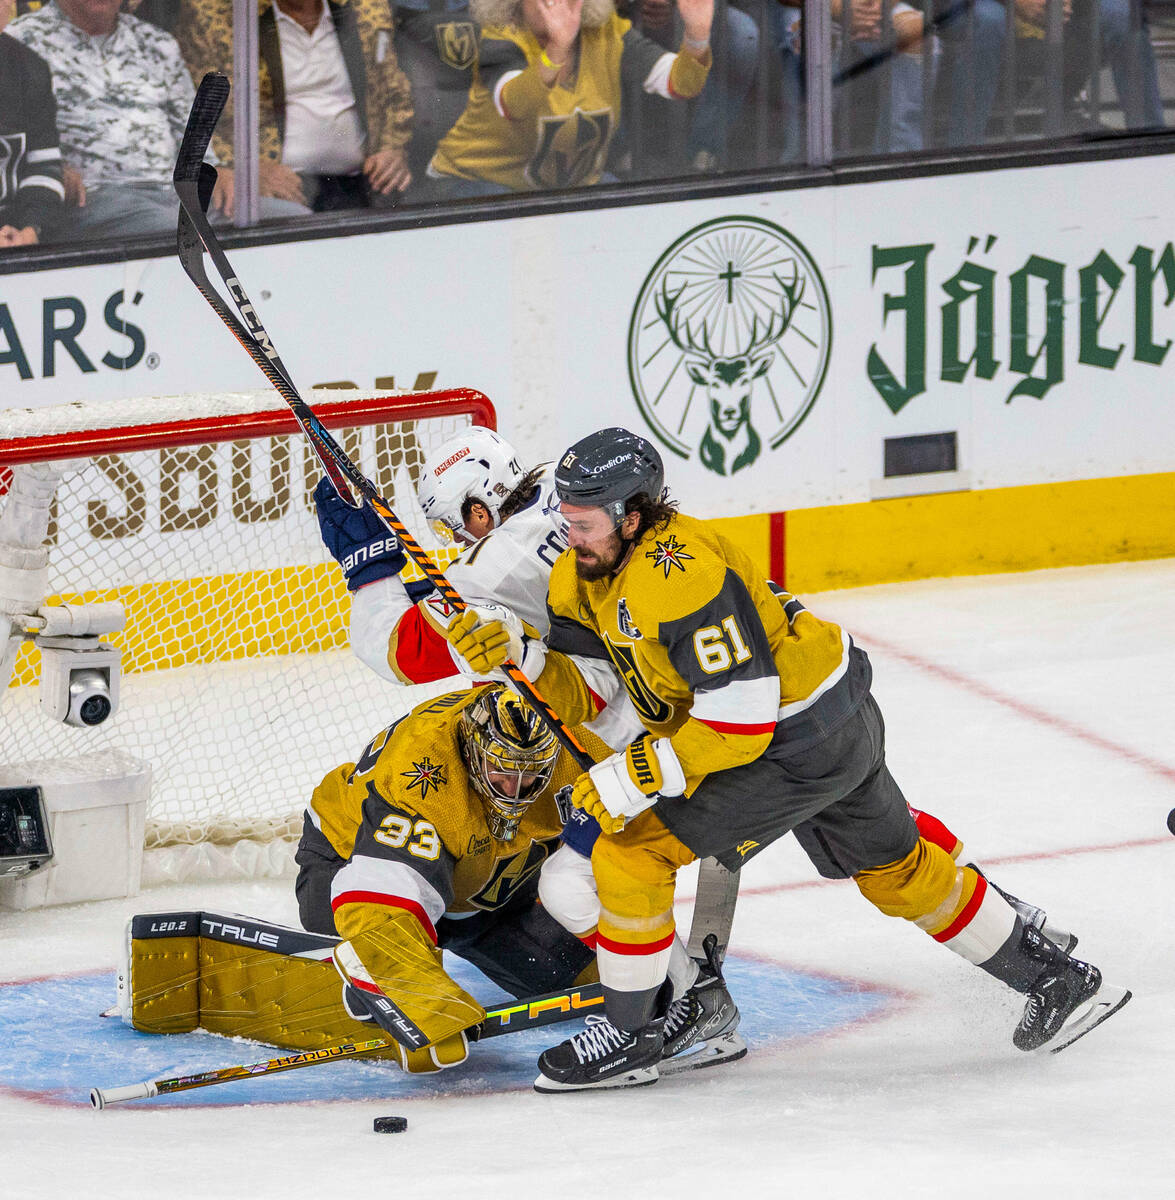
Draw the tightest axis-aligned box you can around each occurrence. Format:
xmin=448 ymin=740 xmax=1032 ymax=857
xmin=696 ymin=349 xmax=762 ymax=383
xmin=644 ymin=533 xmax=695 ymax=578
xmin=400 ymin=756 xmax=447 ymax=799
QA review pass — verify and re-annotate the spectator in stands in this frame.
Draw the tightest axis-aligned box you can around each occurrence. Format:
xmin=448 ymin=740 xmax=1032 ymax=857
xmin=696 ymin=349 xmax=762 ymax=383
xmin=176 ymin=0 xmax=415 ymax=211
xmin=8 ymin=0 xmax=308 ymax=241
xmin=0 ymin=0 xmax=64 ymax=247
xmin=429 ymin=0 xmax=714 ymax=194
xmin=393 ymin=0 xmax=481 ymax=179
xmin=776 ymin=0 xmax=939 ymax=154
xmin=938 ymin=0 xmax=1164 ymax=145
xmin=617 ymin=0 xmax=759 ymax=173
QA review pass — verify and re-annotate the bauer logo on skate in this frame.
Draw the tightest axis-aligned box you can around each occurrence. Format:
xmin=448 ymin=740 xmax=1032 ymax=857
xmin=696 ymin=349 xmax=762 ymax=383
xmin=627 ymin=217 xmax=832 ymax=477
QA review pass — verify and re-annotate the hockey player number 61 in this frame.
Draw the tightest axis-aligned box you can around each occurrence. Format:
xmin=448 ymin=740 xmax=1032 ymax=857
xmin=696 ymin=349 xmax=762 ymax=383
xmin=374 ymin=815 xmax=442 ymax=860
xmin=693 ymin=617 xmax=753 ymax=674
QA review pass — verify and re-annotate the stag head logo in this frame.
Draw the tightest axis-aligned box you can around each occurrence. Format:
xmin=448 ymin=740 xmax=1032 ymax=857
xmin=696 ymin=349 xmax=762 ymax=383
xmin=628 ymin=217 xmax=832 ymax=477
xmin=654 ymin=266 xmax=806 ymax=475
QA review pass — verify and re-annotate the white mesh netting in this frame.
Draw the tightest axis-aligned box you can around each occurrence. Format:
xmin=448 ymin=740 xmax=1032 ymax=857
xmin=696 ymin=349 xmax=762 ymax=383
xmin=0 ymin=390 xmax=477 ymax=862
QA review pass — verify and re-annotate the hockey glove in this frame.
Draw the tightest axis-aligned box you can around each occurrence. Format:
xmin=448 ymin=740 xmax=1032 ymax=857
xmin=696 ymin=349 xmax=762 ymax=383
xmin=343 ymin=981 xmax=469 ymax=1072
xmin=336 ymin=945 xmax=473 ymax=1074
xmin=314 ymin=476 xmax=407 ymax=591
xmin=443 ymin=604 xmax=546 ymax=679
xmin=570 ymin=735 xmax=686 ymax=834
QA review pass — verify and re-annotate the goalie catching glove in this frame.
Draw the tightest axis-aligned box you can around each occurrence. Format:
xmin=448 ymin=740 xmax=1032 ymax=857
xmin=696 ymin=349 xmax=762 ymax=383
xmin=314 ymin=476 xmax=407 ymax=591
xmin=443 ymin=605 xmax=546 ymax=680
xmin=571 ymin=735 xmax=686 ymax=834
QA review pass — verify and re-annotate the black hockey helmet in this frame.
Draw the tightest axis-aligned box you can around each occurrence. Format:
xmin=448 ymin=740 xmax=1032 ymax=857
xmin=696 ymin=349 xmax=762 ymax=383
xmin=553 ymin=428 xmax=665 ymax=524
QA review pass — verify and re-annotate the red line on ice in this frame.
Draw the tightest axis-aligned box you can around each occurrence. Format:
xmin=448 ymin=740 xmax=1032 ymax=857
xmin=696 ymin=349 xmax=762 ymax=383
xmin=857 ymin=629 xmax=1175 ymax=786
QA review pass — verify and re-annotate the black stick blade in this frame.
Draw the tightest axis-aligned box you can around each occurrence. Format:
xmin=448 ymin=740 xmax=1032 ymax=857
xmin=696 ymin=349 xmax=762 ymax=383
xmin=174 ymin=72 xmax=230 ymax=188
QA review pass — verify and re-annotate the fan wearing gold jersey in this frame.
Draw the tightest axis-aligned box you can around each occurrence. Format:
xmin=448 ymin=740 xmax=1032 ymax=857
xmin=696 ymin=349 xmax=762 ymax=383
xmin=295 ymin=683 xmax=594 ymax=1073
xmin=447 ymin=428 xmax=1131 ymax=1091
xmin=428 ymin=0 xmax=712 ymax=194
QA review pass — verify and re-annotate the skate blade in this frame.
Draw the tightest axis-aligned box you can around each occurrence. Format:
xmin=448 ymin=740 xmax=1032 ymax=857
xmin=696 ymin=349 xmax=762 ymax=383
xmin=659 ymin=1031 xmax=748 ymax=1077
xmin=1048 ymin=984 xmax=1132 ymax=1054
xmin=533 ymin=1065 xmax=660 ymax=1094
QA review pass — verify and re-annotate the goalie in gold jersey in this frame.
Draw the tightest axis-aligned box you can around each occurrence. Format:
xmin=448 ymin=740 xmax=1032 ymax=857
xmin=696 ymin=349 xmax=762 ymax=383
xmin=446 ymin=428 xmax=1131 ymax=1092
xmin=295 ymin=683 xmax=595 ymax=1073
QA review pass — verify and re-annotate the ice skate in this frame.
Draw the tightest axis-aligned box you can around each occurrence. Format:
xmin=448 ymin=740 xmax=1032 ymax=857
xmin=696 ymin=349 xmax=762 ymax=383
xmin=660 ymin=940 xmax=747 ymax=1076
xmin=534 ymin=1015 xmax=663 ymax=1093
xmin=1013 ymin=926 xmax=1131 ymax=1053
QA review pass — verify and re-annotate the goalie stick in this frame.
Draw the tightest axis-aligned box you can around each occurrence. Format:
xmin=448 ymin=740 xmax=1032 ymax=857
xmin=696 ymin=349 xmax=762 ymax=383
xmin=90 ymin=980 xmax=605 ymax=1108
xmin=172 ymin=73 xmax=738 ymax=963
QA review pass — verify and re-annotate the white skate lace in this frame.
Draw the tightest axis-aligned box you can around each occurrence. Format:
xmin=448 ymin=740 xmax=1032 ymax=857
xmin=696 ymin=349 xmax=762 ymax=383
xmin=570 ymin=1015 xmax=629 ymax=1064
xmin=663 ymin=995 xmax=692 ymax=1039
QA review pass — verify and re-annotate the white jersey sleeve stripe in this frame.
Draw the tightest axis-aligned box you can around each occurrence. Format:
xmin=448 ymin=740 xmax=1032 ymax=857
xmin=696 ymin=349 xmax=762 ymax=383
xmin=330 ymin=854 xmax=447 ymax=937
xmin=493 ymin=69 xmax=525 ymax=117
xmin=691 ymin=674 xmax=780 ymax=727
xmin=643 ymin=51 xmax=676 ymax=97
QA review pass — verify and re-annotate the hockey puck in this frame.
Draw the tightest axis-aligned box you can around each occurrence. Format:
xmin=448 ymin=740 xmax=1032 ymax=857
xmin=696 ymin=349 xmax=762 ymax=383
xmin=373 ymin=1115 xmax=408 ymax=1134
xmin=1167 ymin=808 xmax=1175 ymax=837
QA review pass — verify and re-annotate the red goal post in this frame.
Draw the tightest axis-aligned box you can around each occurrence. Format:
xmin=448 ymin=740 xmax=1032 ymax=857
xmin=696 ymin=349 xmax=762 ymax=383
xmin=0 ymin=388 xmax=493 ymax=878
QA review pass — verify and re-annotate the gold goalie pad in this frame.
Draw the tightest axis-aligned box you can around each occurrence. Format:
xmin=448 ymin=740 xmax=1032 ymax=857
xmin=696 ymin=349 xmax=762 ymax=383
xmin=117 ymin=910 xmax=401 ymax=1057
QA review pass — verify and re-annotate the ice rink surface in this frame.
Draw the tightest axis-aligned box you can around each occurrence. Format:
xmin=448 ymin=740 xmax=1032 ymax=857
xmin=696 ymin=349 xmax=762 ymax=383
xmin=3 ymin=558 xmax=1173 ymax=1199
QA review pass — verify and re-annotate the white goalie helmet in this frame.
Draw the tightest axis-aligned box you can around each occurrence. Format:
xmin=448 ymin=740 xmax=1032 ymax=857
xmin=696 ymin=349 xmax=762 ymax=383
xmin=417 ymin=428 xmax=525 ymax=544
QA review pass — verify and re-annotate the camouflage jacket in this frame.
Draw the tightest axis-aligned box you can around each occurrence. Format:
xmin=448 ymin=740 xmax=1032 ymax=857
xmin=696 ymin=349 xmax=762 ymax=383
xmin=7 ymin=3 xmax=199 ymax=188
xmin=175 ymin=0 xmax=413 ymax=167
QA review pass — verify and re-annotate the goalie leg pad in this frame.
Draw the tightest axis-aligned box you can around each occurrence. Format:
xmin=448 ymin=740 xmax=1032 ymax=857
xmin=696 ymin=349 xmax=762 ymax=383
xmin=120 ymin=910 xmax=402 ymax=1055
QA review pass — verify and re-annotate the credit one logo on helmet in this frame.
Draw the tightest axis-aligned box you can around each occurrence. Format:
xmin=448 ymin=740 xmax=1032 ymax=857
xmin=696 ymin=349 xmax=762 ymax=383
xmin=627 ymin=217 xmax=832 ymax=476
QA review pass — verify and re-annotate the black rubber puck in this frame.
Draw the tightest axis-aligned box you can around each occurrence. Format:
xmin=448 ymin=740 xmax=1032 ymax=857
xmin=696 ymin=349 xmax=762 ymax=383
xmin=1167 ymin=808 xmax=1175 ymax=837
xmin=373 ymin=1116 xmax=408 ymax=1133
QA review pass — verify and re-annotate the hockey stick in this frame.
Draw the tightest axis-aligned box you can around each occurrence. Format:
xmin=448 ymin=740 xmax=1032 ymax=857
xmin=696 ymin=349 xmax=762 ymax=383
xmin=90 ymin=980 xmax=604 ymax=1108
xmin=172 ymin=73 xmax=594 ymax=772
xmin=687 ymin=859 xmax=740 ymax=965
xmin=172 ymin=75 xmax=738 ymax=958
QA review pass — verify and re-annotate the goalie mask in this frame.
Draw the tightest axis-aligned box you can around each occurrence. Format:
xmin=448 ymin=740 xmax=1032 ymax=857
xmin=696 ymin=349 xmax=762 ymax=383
xmin=418 ymin=428 xmax=525 ymax=545
xmin=459 ymin=687 xmax=559 ymax=841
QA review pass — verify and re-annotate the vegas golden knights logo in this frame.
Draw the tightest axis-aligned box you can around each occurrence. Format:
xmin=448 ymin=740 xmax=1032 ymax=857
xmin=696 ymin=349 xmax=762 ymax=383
xmin=470 ymin=838 xmax=558 ymax=909
xmin=526 ymin=108 xmax=613 ymax=191
xmin=436 ymin=21 xmax=478 ymax=70
xmin=603 ymin=635 xmax=672 ymax=724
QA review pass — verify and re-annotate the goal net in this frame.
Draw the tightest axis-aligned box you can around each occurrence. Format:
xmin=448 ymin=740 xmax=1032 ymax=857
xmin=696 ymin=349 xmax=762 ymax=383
xmin=0 ymin=388 xmax=490 ymax=881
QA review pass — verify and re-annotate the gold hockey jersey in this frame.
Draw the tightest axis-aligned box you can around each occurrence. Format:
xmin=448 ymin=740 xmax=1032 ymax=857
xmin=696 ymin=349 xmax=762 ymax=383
xmin=538 ymin=513 xmax=856 ymax=787
xmin=314 ymin=687 xmax=586 ymax=1045
xmin=430 ymin=14 xmax=709 ymax=191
